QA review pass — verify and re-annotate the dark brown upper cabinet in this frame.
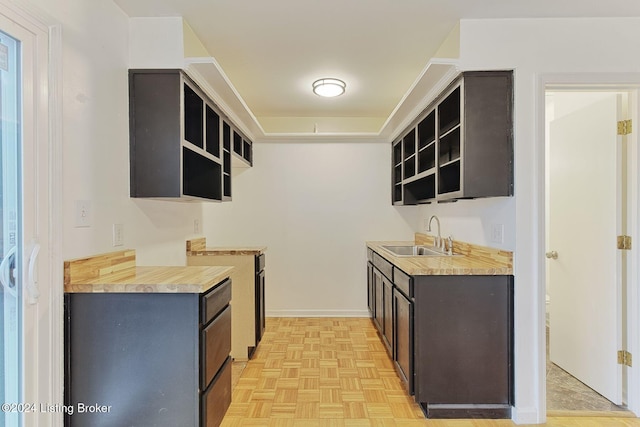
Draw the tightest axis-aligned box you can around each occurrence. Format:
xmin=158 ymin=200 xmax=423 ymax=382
xmin=393 ymin=70 xmax=513 ymax=205
xmin=129 ymin=69 xmax=252 ymax=202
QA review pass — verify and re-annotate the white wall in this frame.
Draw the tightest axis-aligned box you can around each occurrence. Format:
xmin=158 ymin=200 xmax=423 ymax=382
xmin=129 ymin=17 xmax=184 ymax=69
xmin=456 ymin=17 xmax=640 ymax=423
xmin=417 ymin=198 xmax=515 ymax=249
xmin=203 ymin=141 xmax=418 ymax=316
xmin=25 ymin=0 xmax=203 ymax=265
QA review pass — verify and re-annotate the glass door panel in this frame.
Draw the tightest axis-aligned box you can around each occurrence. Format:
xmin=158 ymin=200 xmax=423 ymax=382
xmin=0 ymin=30 xmax=22 ymax=427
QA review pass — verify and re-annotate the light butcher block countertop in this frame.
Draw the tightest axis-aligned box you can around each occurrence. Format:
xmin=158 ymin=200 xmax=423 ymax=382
xmin=64 ymin=249 xmax=233 ymax=293
xmin=186 ymin=238 xmax=266 ymax=256
xmin=367 ymin=233 xmax=513 ymax=276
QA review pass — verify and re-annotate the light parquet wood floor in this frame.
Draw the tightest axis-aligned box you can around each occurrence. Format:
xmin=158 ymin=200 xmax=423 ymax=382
xmin=221 ymin=318 xmax=640 ymax=427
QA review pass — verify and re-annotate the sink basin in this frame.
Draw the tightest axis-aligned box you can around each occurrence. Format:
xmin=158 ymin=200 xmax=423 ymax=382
xmin=381 ymin=245 xmax=455 ymax=257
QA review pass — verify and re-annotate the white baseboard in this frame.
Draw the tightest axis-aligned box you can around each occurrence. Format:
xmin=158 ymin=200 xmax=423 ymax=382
xmin=266 ymin=309 xmax=370 ymax=318
xmin=512 ymin=406 xmax=543 ymax=424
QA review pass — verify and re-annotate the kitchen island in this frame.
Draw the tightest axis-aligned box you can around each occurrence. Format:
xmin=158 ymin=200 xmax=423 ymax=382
xmin=64 ymin=249 xmax=233 ymax=427
xmin=366 ymin=233 xmax=513 ymax=419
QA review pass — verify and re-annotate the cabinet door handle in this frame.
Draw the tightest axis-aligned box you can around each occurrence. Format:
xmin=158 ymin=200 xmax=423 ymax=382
xmin=545 ymin=251 xmax=558 ymax=260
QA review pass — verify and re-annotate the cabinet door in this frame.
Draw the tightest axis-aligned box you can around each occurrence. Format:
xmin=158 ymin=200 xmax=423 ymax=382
xmin=255 ymin=269 xmax=266 ymax=344
xmin=394 ymin=288 xmax=413 ymax=394
xmin=414 ymin=276 xmax=513 ymax=406
xmin=382 ymin=276 xmax=393 ymax=355
xmin=373 ymin=269 xmax=384 ymax=333
xmin=367 ymin=262 xmax=374 ymax=317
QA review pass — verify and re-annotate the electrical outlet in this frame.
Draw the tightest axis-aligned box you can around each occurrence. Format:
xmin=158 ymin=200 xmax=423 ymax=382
xmin=194 ymin=219 xmax=201 ymax=234
xmin=491 ymin=223 xmax=504 ymax=244
xmin=424 ymin=218 xmax=431 ymax=232
xmin=74 ymin=200 xmax=92 ymax=228
xmin=112 ymin=223 xmax=124 ymax=246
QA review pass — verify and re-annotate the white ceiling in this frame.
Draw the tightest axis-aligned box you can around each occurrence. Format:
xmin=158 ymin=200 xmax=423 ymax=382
xmin=114 ymin=0 xmax=640 ymax=139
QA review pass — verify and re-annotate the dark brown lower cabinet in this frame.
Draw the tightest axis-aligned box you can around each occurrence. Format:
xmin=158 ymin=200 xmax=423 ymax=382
xmin=366 ymin=249 xmax=513 ymax=419
xmin=413 ymin=275 xmax=514 ymax=418
xmin=64 ymin=279 xmax=232 ymax=427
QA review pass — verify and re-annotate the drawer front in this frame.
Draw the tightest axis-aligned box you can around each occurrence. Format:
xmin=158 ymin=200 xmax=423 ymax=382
xmin=255 ymin=253 xmax=266 ymax=272
xmin=372 ymin=252 xmax=393 ymax=281
xmin=394 ymin=268 xmax=413 ymax=298
xmin=367 ymin=248 xmax=373 ymax=262
xmin=201 ymin=278 xmax=231 ymax=325
xmin=201 ymin=356 xmax=232 ymax=427
xmin=201 ymin=305 xmax=231 ymax=389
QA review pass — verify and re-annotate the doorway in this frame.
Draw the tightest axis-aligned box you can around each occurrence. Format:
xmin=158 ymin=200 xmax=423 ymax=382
xmin=545 ymin=89 xmax=634 ymax=414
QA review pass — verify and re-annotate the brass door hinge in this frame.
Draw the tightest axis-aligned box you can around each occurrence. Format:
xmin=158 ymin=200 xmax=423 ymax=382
xmin=617 ymin=235 xmax=632 ymax=250
xmin=618 ymin=120 xmax=632 ymax=136
xmin=618 ymin=350 xmax=633 ymax=367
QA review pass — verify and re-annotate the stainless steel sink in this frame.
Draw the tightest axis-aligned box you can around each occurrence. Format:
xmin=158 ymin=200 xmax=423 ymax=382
xmin=381 ymin=245 xmax=456 ymax=257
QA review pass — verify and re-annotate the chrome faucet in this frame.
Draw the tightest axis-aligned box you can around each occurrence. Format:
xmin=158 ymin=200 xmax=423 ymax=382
xmin=427 ymin=215 xmax=443 ymax=250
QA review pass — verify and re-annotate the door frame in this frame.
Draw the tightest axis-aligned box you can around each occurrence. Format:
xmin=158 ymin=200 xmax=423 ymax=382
xmin=536 ymin=73 xmax=640 ymax=417
xmin=0 ymin=1 xmax=62 ymax=425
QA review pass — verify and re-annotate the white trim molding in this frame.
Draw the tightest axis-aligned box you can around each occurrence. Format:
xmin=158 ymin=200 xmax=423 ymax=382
xmin=185 ymin=55 xmax=460 ymax=144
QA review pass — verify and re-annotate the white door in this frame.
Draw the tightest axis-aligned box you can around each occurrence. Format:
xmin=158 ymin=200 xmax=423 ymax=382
xmin=547 ymin=93 xmax=623 ymax=404
xmin=0 ymin=4 xmax=54 ymax=426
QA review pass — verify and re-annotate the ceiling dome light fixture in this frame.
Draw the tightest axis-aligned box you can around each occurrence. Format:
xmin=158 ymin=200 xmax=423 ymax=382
xmin=312 ymin=78 xmax=346 ymax=97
